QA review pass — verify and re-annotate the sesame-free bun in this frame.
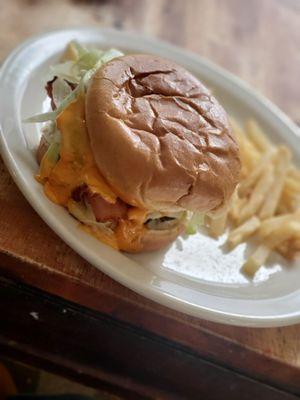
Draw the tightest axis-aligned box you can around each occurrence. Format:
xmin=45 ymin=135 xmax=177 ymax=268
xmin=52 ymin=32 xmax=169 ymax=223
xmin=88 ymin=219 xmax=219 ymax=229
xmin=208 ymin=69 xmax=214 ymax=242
xmin=116 ymin=221 xmax=185 ymax=253
xmin=86 ymin=54 xmax=240 ymax=213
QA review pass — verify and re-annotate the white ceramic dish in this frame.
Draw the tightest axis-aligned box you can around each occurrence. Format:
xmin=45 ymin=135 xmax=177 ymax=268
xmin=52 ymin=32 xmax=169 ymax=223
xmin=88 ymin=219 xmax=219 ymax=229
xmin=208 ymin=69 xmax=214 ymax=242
xmin=1 ymin=28 xmax=300 ymax=327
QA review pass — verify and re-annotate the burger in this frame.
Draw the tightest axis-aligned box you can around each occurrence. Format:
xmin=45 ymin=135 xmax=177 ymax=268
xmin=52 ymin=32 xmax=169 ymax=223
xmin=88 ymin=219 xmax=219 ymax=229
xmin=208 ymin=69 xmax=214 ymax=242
xmin=28 ymin=41 xmax=240 ymax=252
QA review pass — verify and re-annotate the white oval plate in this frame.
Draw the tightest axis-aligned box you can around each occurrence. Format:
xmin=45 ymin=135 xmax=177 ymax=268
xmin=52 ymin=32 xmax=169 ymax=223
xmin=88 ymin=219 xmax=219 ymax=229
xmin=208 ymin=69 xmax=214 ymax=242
xmin=1 ymin=28 xmax=300 ymax=327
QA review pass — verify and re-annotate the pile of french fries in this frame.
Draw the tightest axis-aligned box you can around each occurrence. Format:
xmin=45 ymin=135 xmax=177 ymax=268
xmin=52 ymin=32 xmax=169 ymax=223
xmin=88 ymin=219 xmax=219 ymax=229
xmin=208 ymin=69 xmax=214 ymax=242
xmin=206 ymin=118 xmax=300 ymax=277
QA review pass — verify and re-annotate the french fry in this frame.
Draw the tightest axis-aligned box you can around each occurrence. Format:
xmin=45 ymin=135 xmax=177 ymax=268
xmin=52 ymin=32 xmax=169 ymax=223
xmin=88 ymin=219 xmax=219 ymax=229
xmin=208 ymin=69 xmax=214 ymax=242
xmin=246 ymin=119 xmax=273 ymax=152
xmin=240 ymin=139 xmax=261 ymax=170
xmin=277 ymin=202 xmax=293 ymax=215
xmin=243 ymin=222 xmax=300 ymax=277
xmin=284 ymin=176 xmax=300 ymax=193
xmin=278 ymin=241 xmax=299 ymax=259
xmin=282 ymin=186 xmax=299 ymax=204
xmin=282 ymin=173 xmax=300 ymax=204
xmin=227 ymin=216 xmax=260 ymax=249
xmin=266 ymin=221 xmax=300 ymax=243
xmin=293 ymin=197 xmax=300 ymax=211
xmin=208 ymin=116 xmax=300 ymax=275
xmin=242 ymin=244 xmax=271 ymax=277
xmin=238 ymin=149 xmax=275 ymax=197
xmin=259 ymin=146 xmax=291 ymax=219
xmin=229 ymin=118 xmax=246 ymax=145
xmin=230 ymin=118 xmax=261 ymax=171
xmin=235 ymin=141 xmax=258 ymax=175
xmin=238 ymin=165 xmax=274 ymax=223
xmin=258 ymin=212 xmax=300 ymax=238
xmin=280 ymin=189 xmax=300 ymax=213
xmin=277 ymin=238 xmax=300 ymax=261
xmin=229 ymin=191 xmax=247 ymax=222
xmin=208 ymin=210 xmax=228 ymax=238
xmin=60 ymin=41 xmax=80 ymax=62
xmin=288 ymin=167 xmax=300 ymax=181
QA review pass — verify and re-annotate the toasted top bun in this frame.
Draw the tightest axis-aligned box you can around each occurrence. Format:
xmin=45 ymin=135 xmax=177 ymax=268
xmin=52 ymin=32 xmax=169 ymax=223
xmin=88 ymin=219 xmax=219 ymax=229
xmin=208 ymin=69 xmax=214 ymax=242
xmin=86 ymin=54 xmax=240 ymax=212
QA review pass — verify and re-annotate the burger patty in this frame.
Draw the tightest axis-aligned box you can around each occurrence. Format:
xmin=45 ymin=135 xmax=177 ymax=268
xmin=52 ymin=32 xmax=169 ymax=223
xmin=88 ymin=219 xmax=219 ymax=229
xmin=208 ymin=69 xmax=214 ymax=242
xmin=86 ymin=192 xmax=178 ymax=230
xmin=145 ymin=216 xmax=179 ymax=231
xmin=71 ymin=184 xmax=180 ymax=231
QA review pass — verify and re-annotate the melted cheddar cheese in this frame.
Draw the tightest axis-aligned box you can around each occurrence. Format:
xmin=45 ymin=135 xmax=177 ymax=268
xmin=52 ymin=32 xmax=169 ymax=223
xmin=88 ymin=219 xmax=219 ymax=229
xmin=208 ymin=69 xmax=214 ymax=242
xmin=38 ymin=94 xmax=116 ymax=206
xmin=115 ymin=220 xmax=146 ymax=252
xmin=127 ymin=207 xmax=148 ymax=223
xmin=81 ymin=224 xmax=119 ymax=250
xmin=37 ymin=94 xmax=149 ymax=251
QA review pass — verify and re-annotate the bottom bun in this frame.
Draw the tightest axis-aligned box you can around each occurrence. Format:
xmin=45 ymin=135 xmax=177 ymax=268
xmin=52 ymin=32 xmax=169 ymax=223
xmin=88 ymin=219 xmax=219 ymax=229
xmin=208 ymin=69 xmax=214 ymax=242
xmin=69 ymin=197 xmax=185 ymax=253
xmin=120 ymin=222 xmax=185 ymax=253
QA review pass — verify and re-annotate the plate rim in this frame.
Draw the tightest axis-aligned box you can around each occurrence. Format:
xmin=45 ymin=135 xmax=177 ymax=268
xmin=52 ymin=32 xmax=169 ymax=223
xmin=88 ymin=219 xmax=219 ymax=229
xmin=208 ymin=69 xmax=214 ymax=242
xmin=1 ymin=27 xmax=300 ymax=327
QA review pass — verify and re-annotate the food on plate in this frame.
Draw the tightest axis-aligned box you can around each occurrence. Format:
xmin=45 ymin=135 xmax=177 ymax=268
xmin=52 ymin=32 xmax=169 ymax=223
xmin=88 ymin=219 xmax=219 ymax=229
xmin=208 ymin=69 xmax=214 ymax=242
xmin=206 ymin=118 xmax=300 ymax=277
xmin=26 ymin=41 xmax=240 ymax=252
xmin=227 ymin=216 xmax=260 ymax=249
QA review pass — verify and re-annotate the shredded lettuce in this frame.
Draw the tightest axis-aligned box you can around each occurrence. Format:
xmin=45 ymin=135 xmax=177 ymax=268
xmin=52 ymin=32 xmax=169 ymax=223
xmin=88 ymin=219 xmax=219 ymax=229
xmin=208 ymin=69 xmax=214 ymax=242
xmin=50 ymin=61 xmax=80 ymax=84
xmin=68 ymin=199 xmax=114 ymax=234
xmin=81 ymin=48 xmax=124 ymax=88
xmin=44 ymin=141 xmax=60 ymax=164
xmin=72 ymin=41 xmax=88 ymax=58
xmin=24 ymin=80 xmax=84 ymax=123
xmin=52 ymin=78 xmax=72 ymax=108
xmin=51 ymin=47 xmax=123 ymax=85
xmin=24 ymin=43 xmax=124 ymax=124
xmin=97 ymin=48 xmax=124 ymax=64
xmin=76 ymin=49 xmax=103 ymax=71
xmin=41 ymin=121 xmax=60 ymax=145
xmin=185 ymin=212 xmax=205 ymax=235
xmin=25 ymin=111 xmax=57 ymax=123
xmin=37 ymin=140 xmax=60 ymax=181
xmin=60 ymin=40 xmax=88 ymax=63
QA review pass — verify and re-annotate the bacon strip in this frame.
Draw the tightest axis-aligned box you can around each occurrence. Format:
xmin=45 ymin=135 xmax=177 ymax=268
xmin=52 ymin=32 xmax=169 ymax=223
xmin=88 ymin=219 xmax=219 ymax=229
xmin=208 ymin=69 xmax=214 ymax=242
xmin=87 ymin=193 xmax=128 ymax=222
xmin=72 ymin=185 xmax=128 ymax=222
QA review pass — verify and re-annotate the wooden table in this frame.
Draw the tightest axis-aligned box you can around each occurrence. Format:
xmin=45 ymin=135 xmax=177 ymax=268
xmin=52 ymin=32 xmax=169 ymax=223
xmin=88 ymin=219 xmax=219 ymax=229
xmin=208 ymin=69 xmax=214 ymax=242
xmin=1 ymin=1 xmax=300 ymax=399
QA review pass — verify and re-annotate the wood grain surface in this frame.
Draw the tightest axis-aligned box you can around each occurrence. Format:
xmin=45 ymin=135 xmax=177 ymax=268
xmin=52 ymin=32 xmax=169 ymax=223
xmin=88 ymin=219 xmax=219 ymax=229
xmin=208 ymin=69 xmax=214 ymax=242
xmin=1 ymin=0 xmax=300 ymax=395
xmin=1 ymin=0 xmax=300 ymax=122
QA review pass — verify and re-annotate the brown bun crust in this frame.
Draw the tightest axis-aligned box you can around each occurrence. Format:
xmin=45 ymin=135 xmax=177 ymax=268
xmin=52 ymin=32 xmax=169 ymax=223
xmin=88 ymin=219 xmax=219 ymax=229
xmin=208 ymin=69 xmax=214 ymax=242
xmin=139 ymin=224 xmax=184 ymax=252
xmin=86 ymin=54 xmax=240 ymax=213
xmin=117 ymin=222 xmax=185 ymax=253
